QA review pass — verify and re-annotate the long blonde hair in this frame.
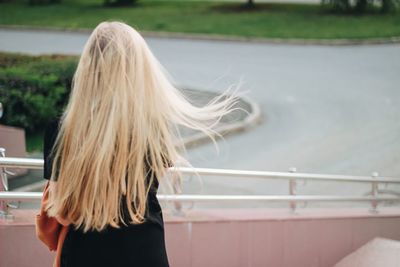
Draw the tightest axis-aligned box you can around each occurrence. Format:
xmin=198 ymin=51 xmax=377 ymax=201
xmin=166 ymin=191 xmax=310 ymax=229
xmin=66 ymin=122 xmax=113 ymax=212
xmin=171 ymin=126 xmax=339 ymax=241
xmin=45 ymin=21 xmax=245 ymax=233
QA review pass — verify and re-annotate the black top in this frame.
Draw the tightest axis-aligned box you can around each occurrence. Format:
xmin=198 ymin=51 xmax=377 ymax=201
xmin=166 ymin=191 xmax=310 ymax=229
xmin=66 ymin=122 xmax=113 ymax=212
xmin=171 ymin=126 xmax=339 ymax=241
xmin=43 ymin=117 xmax=171 ymax=267
xmin=43 ymin=116 xmax=60 ymax=182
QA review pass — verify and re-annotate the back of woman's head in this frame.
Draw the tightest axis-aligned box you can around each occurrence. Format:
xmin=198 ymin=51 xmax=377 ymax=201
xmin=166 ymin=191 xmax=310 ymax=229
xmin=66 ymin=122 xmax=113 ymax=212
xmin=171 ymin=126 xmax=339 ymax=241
xmin=45 ymin=21 xmax=246 ymax=233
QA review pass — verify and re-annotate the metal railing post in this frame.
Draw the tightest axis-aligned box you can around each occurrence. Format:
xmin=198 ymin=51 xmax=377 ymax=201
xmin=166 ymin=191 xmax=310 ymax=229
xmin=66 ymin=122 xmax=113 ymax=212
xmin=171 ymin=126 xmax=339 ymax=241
xmin=0 ymin=148 xmax=14 ymax=220
xmin=289 ymin=167 xmax=297 ymax=214
xmin=369 ymin=172 xmax=379 ymax=213
xmin=171 ymin=171 xmax=183 ymax=216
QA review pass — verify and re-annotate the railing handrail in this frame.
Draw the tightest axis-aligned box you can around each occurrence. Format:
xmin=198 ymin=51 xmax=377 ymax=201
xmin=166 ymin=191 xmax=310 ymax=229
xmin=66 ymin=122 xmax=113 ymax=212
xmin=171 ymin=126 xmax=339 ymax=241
xmin=1 ymin=157 xmax=400 ymax=184
xmin=1 ymin=155 xmax=400 ymax=219
xmin=1 ymin=191 xmax=399 ymax=202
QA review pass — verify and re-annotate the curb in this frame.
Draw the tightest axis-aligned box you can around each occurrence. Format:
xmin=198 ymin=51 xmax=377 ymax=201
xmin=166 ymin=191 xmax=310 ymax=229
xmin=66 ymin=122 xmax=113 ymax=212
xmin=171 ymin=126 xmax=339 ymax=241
xmin=1 ymin=25 xmax=400 ymax=46
xmin=142 ymin=31 xmax=400 ymax=46
xmin=175 ymin=87 xmax=262 ymax=149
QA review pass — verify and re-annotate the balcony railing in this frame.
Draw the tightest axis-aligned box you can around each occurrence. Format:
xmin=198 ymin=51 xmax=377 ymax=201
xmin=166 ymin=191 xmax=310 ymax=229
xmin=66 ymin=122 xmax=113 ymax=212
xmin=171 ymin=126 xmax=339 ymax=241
xmin=1 ymin=149 xmax=400 ymax=220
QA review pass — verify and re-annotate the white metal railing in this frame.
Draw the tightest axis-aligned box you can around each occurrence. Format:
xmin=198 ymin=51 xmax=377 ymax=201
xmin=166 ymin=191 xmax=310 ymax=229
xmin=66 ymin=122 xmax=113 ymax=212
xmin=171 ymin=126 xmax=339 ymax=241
xmin=1 ymin=152 xmax=400 ymax=220
xmin=1 ymin=191 xmax=399 ymax=203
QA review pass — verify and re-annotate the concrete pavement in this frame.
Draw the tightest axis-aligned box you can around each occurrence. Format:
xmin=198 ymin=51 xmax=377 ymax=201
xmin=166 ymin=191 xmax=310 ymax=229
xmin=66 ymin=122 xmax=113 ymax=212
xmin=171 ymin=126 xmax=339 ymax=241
xmin=1 ymin=28 xmax=400 ymax=209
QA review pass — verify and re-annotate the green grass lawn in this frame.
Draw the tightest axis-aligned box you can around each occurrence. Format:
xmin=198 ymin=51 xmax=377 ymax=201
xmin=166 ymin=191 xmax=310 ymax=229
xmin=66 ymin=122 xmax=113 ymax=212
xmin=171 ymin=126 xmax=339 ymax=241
xmin=26 ymin=130 xmax=44 ymax=153
xmin=0 ymin=0 xmax=399 ymax=39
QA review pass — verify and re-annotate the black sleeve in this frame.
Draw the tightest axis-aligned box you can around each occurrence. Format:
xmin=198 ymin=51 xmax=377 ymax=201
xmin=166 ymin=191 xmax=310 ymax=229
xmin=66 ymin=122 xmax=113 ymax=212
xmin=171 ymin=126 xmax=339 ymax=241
xmin=145 ymin=154 xmax=173 ymax=192
xmin=43 ymin=118 xmax=61 ymax=180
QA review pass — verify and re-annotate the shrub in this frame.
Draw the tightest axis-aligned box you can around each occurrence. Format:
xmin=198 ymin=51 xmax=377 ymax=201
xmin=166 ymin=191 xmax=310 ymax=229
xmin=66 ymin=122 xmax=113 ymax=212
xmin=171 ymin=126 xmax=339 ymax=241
xmin=0 ymin=53 xmax=77 ymax=134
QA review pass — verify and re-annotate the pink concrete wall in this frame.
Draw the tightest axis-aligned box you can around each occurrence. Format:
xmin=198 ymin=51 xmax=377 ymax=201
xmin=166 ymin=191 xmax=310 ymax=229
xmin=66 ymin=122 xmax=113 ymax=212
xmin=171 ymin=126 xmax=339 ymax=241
xmin=0 ymin=124 xmax=27 ymax=177
xmin=0 ymin=124 xmax=26 ymax=157
xmin=1 ymin=208 xmax=400 ymax=267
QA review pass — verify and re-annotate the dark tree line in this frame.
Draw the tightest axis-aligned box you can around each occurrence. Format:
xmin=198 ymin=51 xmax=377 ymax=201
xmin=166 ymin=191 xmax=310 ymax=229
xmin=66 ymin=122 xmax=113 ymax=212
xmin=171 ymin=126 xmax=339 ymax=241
xmin=243 ymin=0 xmax=397 ymax=12
xmin=26 ymin=0 xmax=137 ymax=6
xmin=322 ymin=0 xmax=399 ymax=12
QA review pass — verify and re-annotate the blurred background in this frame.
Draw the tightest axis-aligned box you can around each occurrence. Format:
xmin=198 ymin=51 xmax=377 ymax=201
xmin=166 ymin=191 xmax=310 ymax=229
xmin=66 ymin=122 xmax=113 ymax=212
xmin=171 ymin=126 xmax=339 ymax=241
xmin=0 ymin=0 xmax=399 ymax=210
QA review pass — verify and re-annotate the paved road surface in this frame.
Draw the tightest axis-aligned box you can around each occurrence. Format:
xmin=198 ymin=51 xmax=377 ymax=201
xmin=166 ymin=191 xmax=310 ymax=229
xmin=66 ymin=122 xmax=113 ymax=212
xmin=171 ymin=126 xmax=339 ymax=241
xmin=1 ymin=28 xmax=400 ymax=209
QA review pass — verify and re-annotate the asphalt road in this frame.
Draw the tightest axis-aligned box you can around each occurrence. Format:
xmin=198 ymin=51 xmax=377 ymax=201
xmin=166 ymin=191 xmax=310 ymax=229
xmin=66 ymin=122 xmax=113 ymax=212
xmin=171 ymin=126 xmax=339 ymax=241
xmin=1 ymin=28 xmax=400 ymax=209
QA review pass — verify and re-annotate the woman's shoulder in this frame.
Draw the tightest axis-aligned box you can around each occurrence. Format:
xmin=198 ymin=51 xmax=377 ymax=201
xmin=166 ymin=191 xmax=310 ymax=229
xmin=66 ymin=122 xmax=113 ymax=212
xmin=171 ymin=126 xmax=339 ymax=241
xmin=43 ymin=115 xmax=62 ymax=180
xmin=44 ymin=115 xmax=62 ymax=136
xmin=43 ymin=115 xmax=63 ymax=147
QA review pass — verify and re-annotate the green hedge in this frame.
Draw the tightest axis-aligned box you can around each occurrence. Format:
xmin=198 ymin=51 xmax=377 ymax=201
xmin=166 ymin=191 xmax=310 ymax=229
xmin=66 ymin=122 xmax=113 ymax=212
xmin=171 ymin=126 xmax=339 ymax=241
xmin=0 ymin=53 xmax=77 ymax=134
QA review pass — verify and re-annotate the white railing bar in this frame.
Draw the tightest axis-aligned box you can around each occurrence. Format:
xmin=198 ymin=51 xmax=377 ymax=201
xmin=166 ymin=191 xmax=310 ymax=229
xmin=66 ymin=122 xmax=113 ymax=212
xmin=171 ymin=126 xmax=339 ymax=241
xmin=0 ymin=192 xmax=399 ymax=202
xmin=1 ymin=157 xmax=399 ymax=183
xmin=177 ymin=167 xmax=400 ymax=183
xmin=0 ymin=192 xmax=43 ymax=201
xmin=0 ymin=157 xmax=43 ymax=169
xmin=160 ymin=195 xmax=400 ymax=202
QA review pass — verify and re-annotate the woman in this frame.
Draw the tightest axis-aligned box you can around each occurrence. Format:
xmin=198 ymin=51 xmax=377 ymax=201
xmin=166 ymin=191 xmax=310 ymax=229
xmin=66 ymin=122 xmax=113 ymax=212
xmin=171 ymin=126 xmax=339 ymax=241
xmin=41 ymin=21 xmax=243 ymax=267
